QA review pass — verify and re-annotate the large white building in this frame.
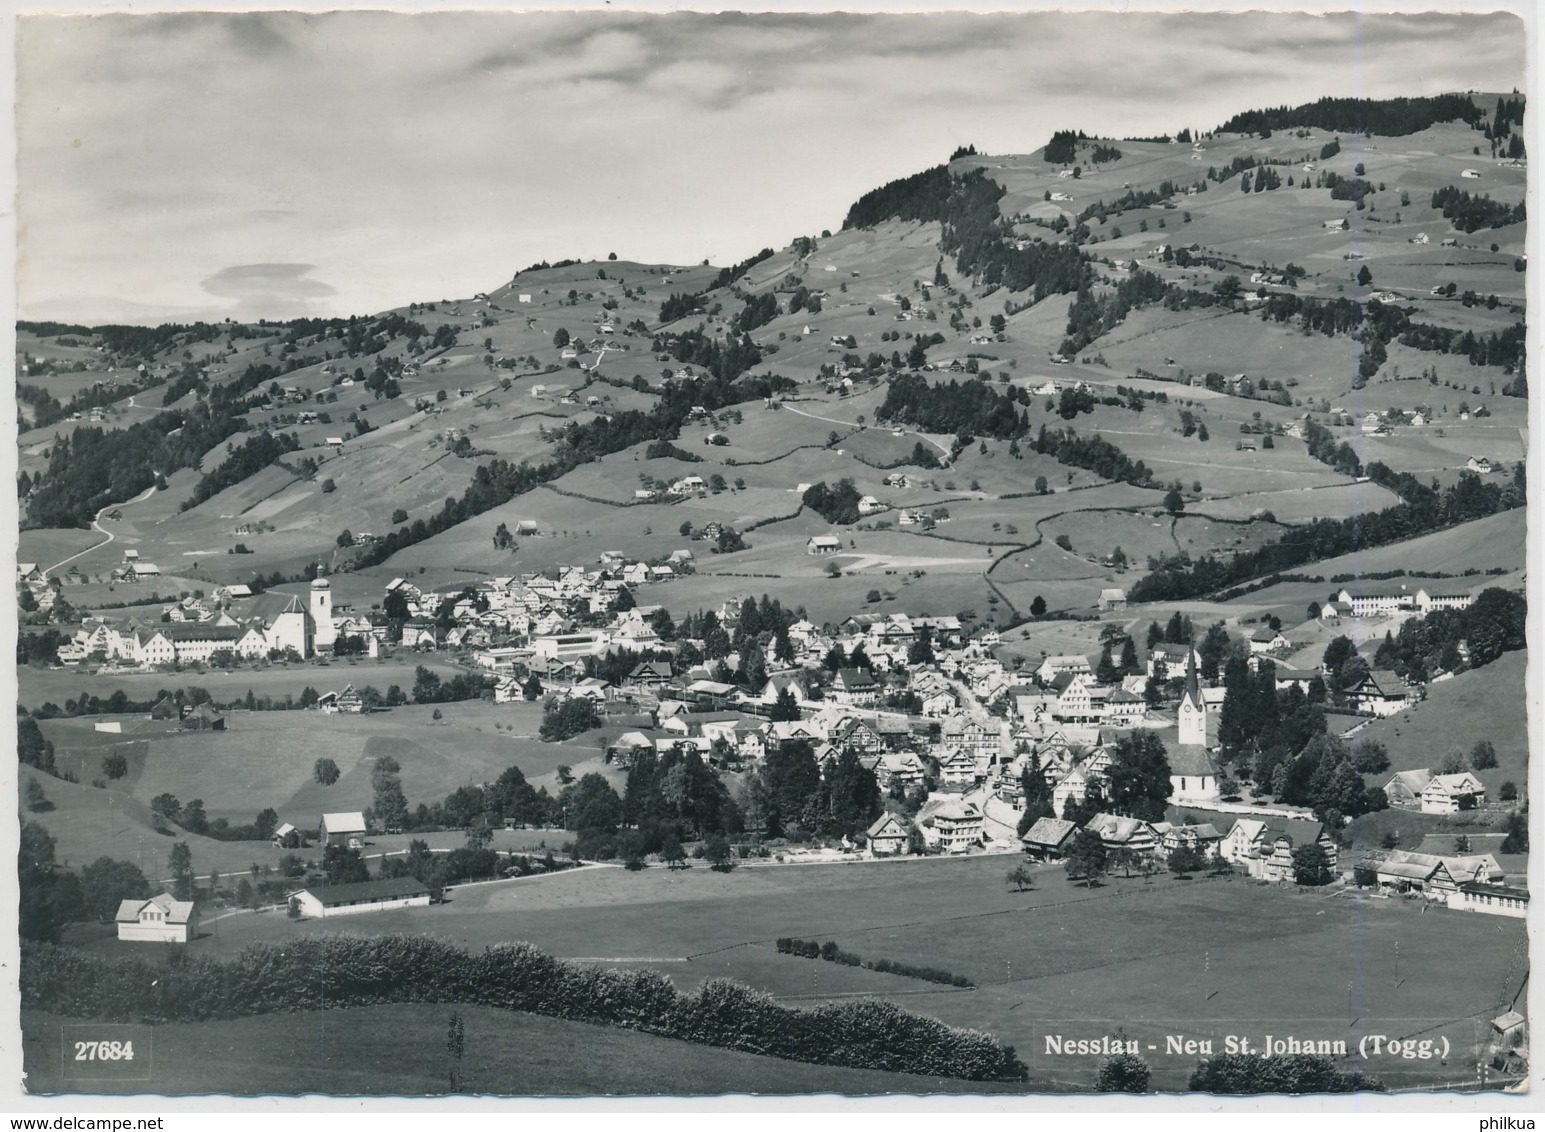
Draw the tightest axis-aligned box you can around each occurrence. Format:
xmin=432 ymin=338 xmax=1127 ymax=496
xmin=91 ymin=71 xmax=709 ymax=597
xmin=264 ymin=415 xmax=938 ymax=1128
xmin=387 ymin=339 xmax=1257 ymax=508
xmin=289 ymin=877 xmax=432 ymax=919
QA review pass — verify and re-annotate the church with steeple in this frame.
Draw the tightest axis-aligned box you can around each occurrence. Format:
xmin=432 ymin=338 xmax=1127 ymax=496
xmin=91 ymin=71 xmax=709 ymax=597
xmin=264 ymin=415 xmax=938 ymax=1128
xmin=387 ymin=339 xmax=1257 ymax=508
xmin=1172 ymin=649 xmax=1224 ymax=803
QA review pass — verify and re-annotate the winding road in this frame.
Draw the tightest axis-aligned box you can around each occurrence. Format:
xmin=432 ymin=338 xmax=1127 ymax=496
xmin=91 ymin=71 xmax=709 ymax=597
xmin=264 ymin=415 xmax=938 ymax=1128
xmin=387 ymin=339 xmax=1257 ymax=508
xmin=781 ymin=403 xmax=952 ymax=457
xmin=41 ymin=480 xmax=160 ymax=578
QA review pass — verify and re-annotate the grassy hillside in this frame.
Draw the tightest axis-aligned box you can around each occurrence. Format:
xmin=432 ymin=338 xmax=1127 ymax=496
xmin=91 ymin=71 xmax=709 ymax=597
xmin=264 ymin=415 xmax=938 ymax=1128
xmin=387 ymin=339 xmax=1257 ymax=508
xmin=21 ymin=1004 xmax=1023 ymax=1096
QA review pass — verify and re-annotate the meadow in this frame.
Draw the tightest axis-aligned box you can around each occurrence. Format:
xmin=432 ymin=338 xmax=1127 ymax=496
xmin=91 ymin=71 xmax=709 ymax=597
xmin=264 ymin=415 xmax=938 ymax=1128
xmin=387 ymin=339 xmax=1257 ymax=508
xmin=143 ymin=851 xmax=1525 ymax=1093
xmin=20 ymin=1004 xmax=1026 ymax=1097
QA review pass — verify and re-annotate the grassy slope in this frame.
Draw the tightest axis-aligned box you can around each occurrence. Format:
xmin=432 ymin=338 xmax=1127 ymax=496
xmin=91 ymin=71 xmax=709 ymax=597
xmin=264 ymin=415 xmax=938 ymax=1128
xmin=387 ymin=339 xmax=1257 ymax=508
xmin=21 ymin=1005 xmax=1022 ymax=1097
xmin=179 ymin=851 xmax=1524 ymax=1092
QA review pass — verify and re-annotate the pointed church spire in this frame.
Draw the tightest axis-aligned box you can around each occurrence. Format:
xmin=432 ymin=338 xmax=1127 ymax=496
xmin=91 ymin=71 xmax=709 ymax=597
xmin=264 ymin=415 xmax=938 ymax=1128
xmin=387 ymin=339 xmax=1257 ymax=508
xmin=1184 ymin=644 xmax=1200 ymax=703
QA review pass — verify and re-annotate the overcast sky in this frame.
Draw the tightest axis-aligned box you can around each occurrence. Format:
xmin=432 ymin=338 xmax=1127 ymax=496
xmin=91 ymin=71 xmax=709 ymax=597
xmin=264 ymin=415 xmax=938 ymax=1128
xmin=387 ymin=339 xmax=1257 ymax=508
xmin=16 ymin=7 xmax=1528 ymax=325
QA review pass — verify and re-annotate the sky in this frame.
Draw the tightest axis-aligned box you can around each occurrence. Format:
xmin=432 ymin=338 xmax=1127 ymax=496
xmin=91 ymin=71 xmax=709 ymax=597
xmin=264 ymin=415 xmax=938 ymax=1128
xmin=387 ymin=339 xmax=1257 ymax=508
xmin=15 ymin=6 xmax=1530 ymax=326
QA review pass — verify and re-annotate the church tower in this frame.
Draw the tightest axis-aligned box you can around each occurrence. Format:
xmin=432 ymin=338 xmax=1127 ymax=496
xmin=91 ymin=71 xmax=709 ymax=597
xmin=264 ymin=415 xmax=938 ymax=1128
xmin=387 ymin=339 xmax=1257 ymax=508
xmin=1178 ymin=647 xmax=1206 ymax=746
xmin=310 ymin=577 xmax=335 ymax=653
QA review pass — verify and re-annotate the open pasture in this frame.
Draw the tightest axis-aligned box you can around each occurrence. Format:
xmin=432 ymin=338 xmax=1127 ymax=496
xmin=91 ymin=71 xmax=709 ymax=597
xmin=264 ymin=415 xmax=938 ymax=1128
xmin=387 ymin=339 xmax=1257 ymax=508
xmin=1349 ymin=649 xmax=1528 ymax=795
xmin=41 ymin=700 xmax=566 ymax=829
xmin=195 ymin=850 xmax=1525 ymax=1093
xmin=20 ymin=1004 xmax=1022 ymax=1097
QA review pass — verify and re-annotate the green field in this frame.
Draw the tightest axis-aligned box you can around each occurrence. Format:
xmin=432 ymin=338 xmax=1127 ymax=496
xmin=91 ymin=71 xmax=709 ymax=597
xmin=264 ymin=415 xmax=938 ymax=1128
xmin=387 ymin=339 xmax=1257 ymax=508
xmin=158 ymin=852 xmax=1526 ymax=1092
xmin=21 ymin=1004 xmax=1021 ymax=1096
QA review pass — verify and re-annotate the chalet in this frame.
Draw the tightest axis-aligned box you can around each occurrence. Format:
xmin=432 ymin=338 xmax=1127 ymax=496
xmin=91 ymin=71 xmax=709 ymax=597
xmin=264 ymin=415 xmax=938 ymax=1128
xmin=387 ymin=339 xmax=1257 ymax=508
xmin=289 ymin=876 xmax=432 ymax=919
xmin=876 ymin=751 xmax=928 ymax=792
xmin=1466 ymin=456 xmax=1492 ymax=474
xmin=626 ymin=660 xmax=673 ymax=687
xmin=1382 ymin=768 xmax=1434 ymax=807
xmin=831 ymin=667 xmax=879 ymax=706
xmin=1223 ymin=818 xmax=1337 ymax=881
xmin=1097 ymin=588 xmax=1127 ymax=612
xmin=319 ymin=811 xmax=368 ymax=848
xmin=806 ymin=535 xmax=841 ymax=555
xmin=1052 ymin=767 xmax=1091 ymax=817
xmin=1365 ymin=849 xmax=1503 ymax=899
xmin=1037 ymin=654 xmax=1091 ymax=683
xmin=857 ymin=495 xmax=888 ymax=516
xmin=1082 ymin=813 xmax=1161 ymax=856
xmin=1419 ymin=772 xmax=1486 ymax=814
xmin=1021 ymin=816 xmax=1078 ymax=860
xmin=866 ymin=813 xmax=910 ymax=857
xmin=115 ymin=893 xmax=200 ymax=943
xmin=1343 ymin=669 xmax=1417 ymax=717
xmin=1249 ymin=627 xmax=1290 ymax=654
xmin=179 ymin=704 xmax=226 ymax=731
xmin=1159 ymin=822 xmax=1224 ymax=860
xmin=936 ymin=747 xmax=979 ymax=789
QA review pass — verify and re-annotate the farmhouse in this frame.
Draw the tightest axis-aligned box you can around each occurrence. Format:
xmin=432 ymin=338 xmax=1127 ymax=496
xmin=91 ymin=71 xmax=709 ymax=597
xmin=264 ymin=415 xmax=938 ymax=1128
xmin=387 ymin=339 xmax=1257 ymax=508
xmin=319 ymin=811 xmax=368 ymax=848
xmin=290 ymin=876 xmax=432 ymax=919
xmin=1419 ymin=772 xmax=1486 ymax=814
xmin=115 ymin=892 xmax=200 ymax=943
xmin=1382 ymin=768 xmax=1434 ymax=806
xmin=806 ymin=535 xmax=841 ymax=555
xmin=1223 ymin=819 xmax=1338 ymax=881
xmin=1097 ymin=588 xmax=1127 ymax=611
xmin=1020 ymin=816 xmax=1078 ymax=860
xmin=1343 ymin=669 xmax=1417 ymax=717
xmin=1082 ymin=813 xmax=1161 ymax=856
xmin=1037 ymin=654 xmax=1091 ymax=683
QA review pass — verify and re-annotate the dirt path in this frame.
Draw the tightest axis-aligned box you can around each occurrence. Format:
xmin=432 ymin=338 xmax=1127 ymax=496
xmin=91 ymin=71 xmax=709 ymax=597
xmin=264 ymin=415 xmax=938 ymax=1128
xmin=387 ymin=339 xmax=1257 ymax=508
xmin=42 ymin=480 xmax=159 ymax=577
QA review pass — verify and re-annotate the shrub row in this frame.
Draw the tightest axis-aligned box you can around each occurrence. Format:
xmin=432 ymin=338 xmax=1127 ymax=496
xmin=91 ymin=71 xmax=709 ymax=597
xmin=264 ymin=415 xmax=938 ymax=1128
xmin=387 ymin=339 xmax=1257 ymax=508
xmin=775 ymin=937 xmax=975 ymax=988
xmin=22 ymin=936 xmax=1022 ymax=1082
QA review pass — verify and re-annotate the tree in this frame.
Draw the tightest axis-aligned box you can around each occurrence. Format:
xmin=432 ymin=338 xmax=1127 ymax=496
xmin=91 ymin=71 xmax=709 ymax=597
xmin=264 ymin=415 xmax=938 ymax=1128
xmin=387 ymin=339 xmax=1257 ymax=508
xmin=323 ymin=844 xmax=370 ymax=885
xmin=1500 ymin=810 xmax=1528 ymax=854
xmin=704 ymin=833 xmax=736 ymax=871
xmin=1454 ymin=834 xmax=1471 ymax=854
xmin=24 ymin=778 xmax=53 ymax=813
xmin=313 ymin=757 xmax=341 ymax=786
xmin=169 ymin=841 xmax=194 ymax=901
xmin=1356 ymin=264 xmax=1373 ymax=286
xmin=539 ymin=696 xmax=601 ymax=741
xmin=101 ymin=752 xmax=129 ymax=780
xmin=1188 ymin=1053 xmax=1384 ymax=1094
xmin=1469 ymin=739 xmax=1498 ymax=770
xmin=1030 ymin=595 xmax=1047 ymax=618
xmin=1064 ymin=828 xmax=1107 ymax=887
xmin=1291 ymin=842 xmax=1333 ymax=886
xmin=661 ymin=832 xmax=686 ymax=869
xmin=1163 ymin=488 xmax=1184 ymax=514
xmin=1006 ymin=863 xmax=1034 ymax=892
xmin=1103 ymin=732 xmax=1173 ymax=821
xmin=80 ymin=857 xmax=151 ymax=922
xmin=1167 ymin=844 xmax=1205 ymax=877
xmin=1499 ymin=781 xmax=1518 ymax=802
xmin=1096 ymin=1052 xmax=1152 ymax=1093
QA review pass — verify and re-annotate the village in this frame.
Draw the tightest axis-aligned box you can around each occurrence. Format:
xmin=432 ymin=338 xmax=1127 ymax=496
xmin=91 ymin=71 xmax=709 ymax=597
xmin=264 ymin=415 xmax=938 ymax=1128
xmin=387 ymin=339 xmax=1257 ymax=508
xmin=35 ymin=534 xmax=1524 ymax=938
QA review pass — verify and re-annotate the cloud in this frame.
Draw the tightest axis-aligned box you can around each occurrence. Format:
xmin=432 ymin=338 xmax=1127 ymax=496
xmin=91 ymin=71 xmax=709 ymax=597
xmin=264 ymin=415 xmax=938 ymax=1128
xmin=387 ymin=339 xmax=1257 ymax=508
xmin=200 ymin=263 xmax=337 ymax=302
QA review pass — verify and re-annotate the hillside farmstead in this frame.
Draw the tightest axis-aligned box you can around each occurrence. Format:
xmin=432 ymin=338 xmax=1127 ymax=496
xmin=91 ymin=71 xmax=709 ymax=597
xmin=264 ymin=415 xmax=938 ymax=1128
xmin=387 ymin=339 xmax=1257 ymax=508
xmin=115 ymin=893 xmax=199 ymax=943
xmin=289 ymin=877 xmax=433 ymax=919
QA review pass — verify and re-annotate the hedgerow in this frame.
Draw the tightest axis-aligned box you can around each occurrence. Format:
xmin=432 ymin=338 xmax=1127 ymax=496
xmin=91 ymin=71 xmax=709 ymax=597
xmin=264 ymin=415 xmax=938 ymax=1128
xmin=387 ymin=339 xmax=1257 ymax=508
xmin=775 ymin=937 xmax=975 ymax=988
xmin=21 ymin=936 xmax=1024 ymax=1082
